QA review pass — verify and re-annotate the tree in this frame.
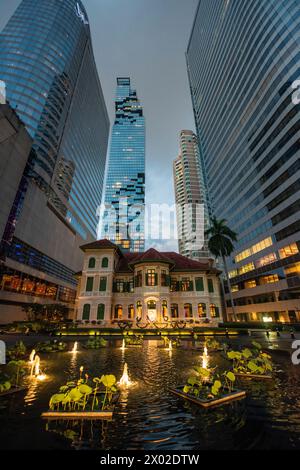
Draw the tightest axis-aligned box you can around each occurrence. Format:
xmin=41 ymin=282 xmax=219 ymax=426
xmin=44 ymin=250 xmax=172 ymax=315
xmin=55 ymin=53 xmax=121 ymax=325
xmin=206 ymin=217 xmax=238 ymax=322
xmin=22 ymin=303 xmax=69 ymax=322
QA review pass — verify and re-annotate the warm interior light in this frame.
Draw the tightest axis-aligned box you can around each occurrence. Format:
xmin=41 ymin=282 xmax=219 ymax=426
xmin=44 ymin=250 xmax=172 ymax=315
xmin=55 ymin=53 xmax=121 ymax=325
xmin=118 ymin=363 xmax=134 ymax=388
xmin=263 ymin=316 xmax=273 ymax=323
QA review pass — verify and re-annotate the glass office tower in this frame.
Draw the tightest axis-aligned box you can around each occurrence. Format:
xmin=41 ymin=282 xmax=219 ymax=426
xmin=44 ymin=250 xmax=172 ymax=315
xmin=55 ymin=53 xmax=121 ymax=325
xmin=187 ymin=0 xmax=300 ymax=322
xmin=0 ymin=0 xmax=109 ymax=320
xmin=101 ymin=78 xmax=145 ymax=252
xmin=173 ymin=130 xmax=210 ymax=260
xmin=0 ymin=0 xmax=109 ymax=240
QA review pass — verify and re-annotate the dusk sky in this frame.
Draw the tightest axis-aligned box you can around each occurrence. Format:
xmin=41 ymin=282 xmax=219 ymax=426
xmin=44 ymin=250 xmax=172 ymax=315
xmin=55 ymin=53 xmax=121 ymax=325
xmin=0 ymin=0 xmax=199 ymax=251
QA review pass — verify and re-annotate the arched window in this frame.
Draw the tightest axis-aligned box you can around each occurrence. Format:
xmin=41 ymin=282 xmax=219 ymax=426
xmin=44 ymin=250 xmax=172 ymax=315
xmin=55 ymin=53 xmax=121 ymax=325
xmin=114 ymin=304 xmax=123 ymax=319
xmin=82 ymin=304 xmax=90 ymax=320
xmin=128 ymin=304 xmax=134 ymax=319
xmin=184 ymin=303 xmax=193 ymax=318
xmin=102 ymin=257 xmax=109 ymax=268
xmin=88 ymin=257 xmax=96 ymax=269
xmin=198 ymin=303 xmax=207 ymax=318
xmin=97 ymin=304 xmax=105 ymax=320
xmin=210 ymin=304 xmax=220 ymax=318
xmin=136 ymin=301 xmax=142 ymax=319
xmin=171 ymin=303 xmax=178 ymax=318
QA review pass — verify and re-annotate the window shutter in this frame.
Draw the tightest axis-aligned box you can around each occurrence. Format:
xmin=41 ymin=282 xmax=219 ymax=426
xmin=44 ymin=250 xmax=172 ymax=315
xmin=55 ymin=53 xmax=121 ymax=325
xmin=82 ymin=304 xmax=90 ymax=320
xmin=196 ymin=277 xmax=204 ymax=291
xmin=86 ymin=277 xmax=93 ymax=292
xmin=189 ymin=281 xmax=194 ymax=291
xmin=208 ymin=279 xmax=214 ymax=293
xmin=97 ymin=304 xmax=105 ymax=320
xmin=99 ymin=277 xmax=107 ymax=291
xmin=154 ymin=273 xmax=158 ymax=286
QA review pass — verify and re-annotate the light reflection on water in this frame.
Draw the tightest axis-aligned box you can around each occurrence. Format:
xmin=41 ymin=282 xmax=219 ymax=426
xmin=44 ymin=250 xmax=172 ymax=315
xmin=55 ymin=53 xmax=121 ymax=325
xmin=0 ymin=338 xmax=300 ymax=450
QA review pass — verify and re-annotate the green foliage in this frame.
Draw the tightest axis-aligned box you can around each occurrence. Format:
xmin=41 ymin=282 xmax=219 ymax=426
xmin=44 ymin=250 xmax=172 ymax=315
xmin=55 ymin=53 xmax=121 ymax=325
xmin=227 ymin=342 xmax=273 ymax=376
xmin=6 ymin=360 xmax=27 ymax=386
xmin=211 ymin=380 xmax=222 ymax=396
xmin=7 ymin=341 xmax=27 ymax=361
xmin=183 ymin=364 xmax=230 ymax=401
xmin=22 ymin=303 xmax=69 ymax=322
xmin=0 ymin=380 xmax=11 ymax=393
xmin=48 ymin=372 xmax=118 ymax=412
xmin=205 ymin=217 xmax=237 ymax=258
xmin=84 ymin=337 xmax=108 ymax=349
xmin=35 ymin=340 xmax=67 ymax=353
xmin=125 ymin=334 xmax=143 ymax=346
xmin=205 ymin=338 xmax=222 ymax=351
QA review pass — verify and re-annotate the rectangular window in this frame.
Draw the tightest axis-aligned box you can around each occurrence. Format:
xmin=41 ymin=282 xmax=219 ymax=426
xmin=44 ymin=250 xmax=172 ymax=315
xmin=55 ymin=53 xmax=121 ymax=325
xmin=97 ymin=304 xmax=105 ymax=320
xmin=284 ymin=262 xmax=300 ymax=277
xmin=115 ymin=280 xmax=124 ymax=293
xmin=244 ymin=279 xmax=257 ymax=289
xmin=231 ymin=285 xmax=239 ymax=292
xmin=146 ymin=269 xmax=157 ymax=286
xmin=260 ymin=274 xmax=279 ymax=284
xmin=170 ymin=278 xmax=178 ymax=292
xmin=99 ymin=277 xmax=107 ymax=291
xmin=86 ymin=277 xmax=93 ymax=292
xmin=235 ymin=237 xmax=273 ymax=263
xmin=252 ymin=237 xmax=273 ymax=254
xmin=195 ymin=277 xmax=204 ymax=291
xmin=239 ymin=262 xmax=255 ymax=275
xmin=279 ymin=243 xmax=299 ymax=259
xmin=180 ymin=278 xmax=191 ymax=292
xmin=256 ymin=252 xmax=277 ymax=268
xmin=208 ymin=279 xmax=214 ymax=293
xmin=135 ymin=271 xmax=142 ymax=288
xmin=229 ymin=270 xmax=238 ymax=279
xmin=161 ymin=270 xmax=170 ymax=286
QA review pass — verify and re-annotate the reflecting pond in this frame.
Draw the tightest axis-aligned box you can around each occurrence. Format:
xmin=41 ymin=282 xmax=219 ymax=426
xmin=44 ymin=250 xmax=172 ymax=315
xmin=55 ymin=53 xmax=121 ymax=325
xmin=0 ymin=338 xmax=299 ymax=450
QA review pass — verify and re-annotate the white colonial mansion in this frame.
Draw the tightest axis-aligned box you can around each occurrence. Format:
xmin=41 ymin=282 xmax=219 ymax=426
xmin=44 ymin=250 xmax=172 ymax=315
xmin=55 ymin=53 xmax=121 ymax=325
xmin=75 ymin=240 xmax=223 ymax=327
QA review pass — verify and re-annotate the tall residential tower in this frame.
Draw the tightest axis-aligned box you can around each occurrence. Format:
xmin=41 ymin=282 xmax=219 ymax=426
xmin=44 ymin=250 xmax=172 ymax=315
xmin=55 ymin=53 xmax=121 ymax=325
xmin=187 ymin=0 xmax=300 ymax=323
xmin=101 ymin=78 xmax=145 ymax=252
xmin=0 ymin=0 xmax=109 ymax=321
xmin=173 ymin=130 xmax=209 ymax=260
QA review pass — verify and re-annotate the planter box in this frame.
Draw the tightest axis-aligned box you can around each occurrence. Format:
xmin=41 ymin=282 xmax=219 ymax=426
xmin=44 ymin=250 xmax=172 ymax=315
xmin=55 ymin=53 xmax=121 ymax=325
xmin=0 ymin=385 xmax=28 ymax=397
xmin=170 ymin=386 xmax=246 ymax=408
xmin=234 ymin=372 xmax=273 ymax=380
xmin=41 ymin=393 xmax=120 ymax=420
xmin=41 ymin=410 xmax=114 ymax=420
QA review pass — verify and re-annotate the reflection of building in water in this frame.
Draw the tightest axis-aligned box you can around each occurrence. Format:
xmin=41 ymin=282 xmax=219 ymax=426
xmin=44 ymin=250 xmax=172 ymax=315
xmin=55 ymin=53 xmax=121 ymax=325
xmin=75 ymin=239 xmax=223 ymax=326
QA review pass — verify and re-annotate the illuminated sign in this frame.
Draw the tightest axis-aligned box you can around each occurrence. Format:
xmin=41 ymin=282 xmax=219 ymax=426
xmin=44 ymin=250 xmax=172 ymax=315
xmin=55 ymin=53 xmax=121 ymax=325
xmin=75 ymin=2 xmax=89 ymax=25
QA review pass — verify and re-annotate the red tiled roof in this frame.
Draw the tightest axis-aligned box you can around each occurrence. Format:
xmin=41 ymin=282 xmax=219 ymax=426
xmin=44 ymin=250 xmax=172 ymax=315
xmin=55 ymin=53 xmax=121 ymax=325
xmin=116 ymin=253 xmax=140 ymax=272
xmin=128 ymin=248 xmax=174 ymax=266
xmin=115 ymin=251 xmax=218 ymax=273
xmin=163 ymin=252 xmax=216 ymax=271
xmin=79 ymin=240 xmax=219 ymax=274
xmin=80 ymin=239 xmax=121 ymax=251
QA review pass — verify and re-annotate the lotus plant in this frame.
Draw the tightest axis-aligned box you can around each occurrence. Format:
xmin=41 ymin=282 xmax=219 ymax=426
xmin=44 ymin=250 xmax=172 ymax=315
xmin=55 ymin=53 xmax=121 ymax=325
xmin=48 ymin=373 xmax=118 ymax=413
xmin=227 ymin=341 xmax=273 ymax=376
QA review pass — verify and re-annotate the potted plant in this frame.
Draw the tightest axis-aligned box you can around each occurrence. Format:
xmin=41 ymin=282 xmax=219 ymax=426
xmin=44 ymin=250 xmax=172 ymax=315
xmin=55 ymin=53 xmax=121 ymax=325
xmin=42 ymin=371 xmax=119 ymax=419
xmin=170 ymin=366 xmax=245 ymax=408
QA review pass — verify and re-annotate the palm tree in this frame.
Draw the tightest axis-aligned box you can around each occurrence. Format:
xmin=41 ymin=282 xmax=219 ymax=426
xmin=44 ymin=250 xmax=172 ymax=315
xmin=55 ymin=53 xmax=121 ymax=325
xmin=206 ymin=217 xmax=238 ymax=322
